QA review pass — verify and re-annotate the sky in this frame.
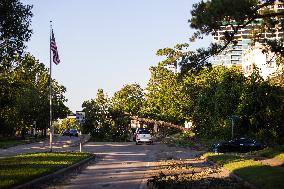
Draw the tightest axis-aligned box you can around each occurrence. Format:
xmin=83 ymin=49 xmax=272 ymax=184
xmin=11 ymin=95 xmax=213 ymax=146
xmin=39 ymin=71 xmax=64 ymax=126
xmin=22 ymin=0 xmax=211 ymax=113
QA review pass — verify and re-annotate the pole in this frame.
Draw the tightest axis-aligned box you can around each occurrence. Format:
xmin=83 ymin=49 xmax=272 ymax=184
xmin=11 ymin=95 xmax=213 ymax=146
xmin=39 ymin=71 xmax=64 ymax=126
xmin=231 ymin=119 xmax=234 ymax=140
xmin=79 ymin=122 xmax=82 ymax=152
xmin=49 ymin=21 xmax=53 ymax=152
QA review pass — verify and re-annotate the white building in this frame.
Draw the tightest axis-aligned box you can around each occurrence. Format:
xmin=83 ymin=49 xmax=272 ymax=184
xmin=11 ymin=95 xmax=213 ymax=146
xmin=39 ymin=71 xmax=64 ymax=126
xmin=242 ymin=43 xmax=282 ymax=79
xmin=164 ymin=63 xmax=177 ymax=73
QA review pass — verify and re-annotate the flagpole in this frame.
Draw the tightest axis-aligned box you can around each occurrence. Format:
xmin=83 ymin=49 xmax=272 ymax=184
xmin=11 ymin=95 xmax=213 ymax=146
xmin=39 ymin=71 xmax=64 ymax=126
xmin=49 ymin=21 xmax=53 ymax=152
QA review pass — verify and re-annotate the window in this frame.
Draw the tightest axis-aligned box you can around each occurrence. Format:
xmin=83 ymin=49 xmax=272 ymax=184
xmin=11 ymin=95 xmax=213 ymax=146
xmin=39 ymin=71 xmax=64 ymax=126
xmin=231 ymin=55 xmax=240 ymax=60
xmin=231 ymin=60 xmax=240 ymax=64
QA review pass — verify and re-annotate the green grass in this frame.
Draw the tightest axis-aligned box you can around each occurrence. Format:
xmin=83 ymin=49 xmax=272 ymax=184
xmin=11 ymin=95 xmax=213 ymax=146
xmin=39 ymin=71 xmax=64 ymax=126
xmin=0 ymin=152 xmax=93 ymax=189
xmin=204 ymin=152 xmax=284 ymax=189
xmin=252 ymin=146 xmax=284 ymax=161
xmin=0 ymin=137 xmax=47 ymax=149
xmin=0 ymin=140 xmax=26 ymax=149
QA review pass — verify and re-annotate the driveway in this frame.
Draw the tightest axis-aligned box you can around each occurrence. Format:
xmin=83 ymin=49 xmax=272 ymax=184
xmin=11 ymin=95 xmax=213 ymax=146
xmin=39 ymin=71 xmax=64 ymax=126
xmin=46 ymin=142 xmax=202 ymax=189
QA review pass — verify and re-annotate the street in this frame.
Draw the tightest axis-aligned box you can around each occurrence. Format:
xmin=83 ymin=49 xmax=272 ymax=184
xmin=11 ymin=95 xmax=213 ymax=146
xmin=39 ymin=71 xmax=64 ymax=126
xmin=46 ymin=142 xmax=202 ymax=189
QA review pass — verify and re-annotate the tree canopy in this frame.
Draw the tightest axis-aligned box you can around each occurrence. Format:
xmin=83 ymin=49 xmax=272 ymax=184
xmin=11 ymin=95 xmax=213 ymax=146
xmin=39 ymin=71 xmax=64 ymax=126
xmin=0 ymin=0 xmax=33 ymax=67
xmin=112 ymin=83 xmax=144 ymax=116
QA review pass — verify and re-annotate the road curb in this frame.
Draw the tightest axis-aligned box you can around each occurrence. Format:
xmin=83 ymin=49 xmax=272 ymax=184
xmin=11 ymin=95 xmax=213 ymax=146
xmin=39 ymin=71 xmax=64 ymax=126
xmin=206 ymin=158 xmax=258 ymax=189
xmin=12 ymin=155 xmax=95 ymax=189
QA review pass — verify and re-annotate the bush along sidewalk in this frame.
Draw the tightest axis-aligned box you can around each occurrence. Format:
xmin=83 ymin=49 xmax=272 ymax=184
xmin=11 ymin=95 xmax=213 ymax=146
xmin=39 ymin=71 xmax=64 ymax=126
xmin=0 ymin=152 xmax=93 ymax=189
xmin=204 ymin=152 xmax=284 ymax=189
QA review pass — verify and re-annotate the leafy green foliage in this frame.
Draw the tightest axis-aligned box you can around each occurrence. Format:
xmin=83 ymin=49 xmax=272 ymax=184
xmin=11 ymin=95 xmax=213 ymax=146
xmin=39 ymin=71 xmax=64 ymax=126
xmin=54 ymin=118 xmax=79 ymax=134
xmin=112 ymin=83 xmax=144 ymax=116
xmin=143 ymin=65 xmax=189 ymax=125
xmin=82 ymin=89 xmax=131 ymax=141
xmin=0 ymin=0 xmax=33 ymax=66
xmin=0 ymin=152 xmax=92 ymax=188
xmin=181 ymin=65 xmax=284 ymax=143
xmin=82 ymin=89 xmax=111 ymax=139
xmin=0 ymin=54 xmax=70 ymax=137
xmin=183 ymin=66 xmax=246 ymax=137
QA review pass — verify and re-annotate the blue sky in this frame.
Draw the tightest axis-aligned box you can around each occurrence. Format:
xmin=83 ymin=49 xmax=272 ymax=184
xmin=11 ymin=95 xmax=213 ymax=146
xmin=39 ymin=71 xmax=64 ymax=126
xmin=22 ymin=0 xmax=210 ymax=112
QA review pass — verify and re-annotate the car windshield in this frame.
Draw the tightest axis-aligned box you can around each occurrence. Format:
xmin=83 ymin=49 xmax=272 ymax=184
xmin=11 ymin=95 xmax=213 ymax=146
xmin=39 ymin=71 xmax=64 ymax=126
xmin=138 ymin=130 xmax=150 ymax=134
xmin=234 ymin=138 xmax=254 ymax=143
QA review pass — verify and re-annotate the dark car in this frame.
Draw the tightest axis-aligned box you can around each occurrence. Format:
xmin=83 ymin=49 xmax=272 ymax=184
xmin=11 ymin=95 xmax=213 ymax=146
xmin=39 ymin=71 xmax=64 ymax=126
xmin=62 ymin=129 xmax=79 ymax=137
xmin=212 ymin=137 xmax=264 ymax=153
xmin=62 ymin=130 xmax=70 ymax=136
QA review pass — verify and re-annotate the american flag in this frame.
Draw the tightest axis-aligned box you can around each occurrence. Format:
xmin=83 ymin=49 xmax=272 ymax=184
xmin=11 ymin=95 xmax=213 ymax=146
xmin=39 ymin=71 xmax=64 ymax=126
xmin=50 ymin=29 xmax=60 ymax=65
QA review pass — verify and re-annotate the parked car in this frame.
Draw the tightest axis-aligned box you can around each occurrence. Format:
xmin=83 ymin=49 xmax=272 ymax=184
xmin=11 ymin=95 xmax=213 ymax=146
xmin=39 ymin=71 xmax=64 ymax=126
xmin=135 ymin=128 xmax=153 ymax=145
xmin=62 ymin=130 xmax=70 ymax=136
xmin=212 ymin=137 xmax=264 ymax=153
xmin=62 ymin=129 xmax=79 ymax=137
xmin=133 ymin=128 xmax=149 ymax=141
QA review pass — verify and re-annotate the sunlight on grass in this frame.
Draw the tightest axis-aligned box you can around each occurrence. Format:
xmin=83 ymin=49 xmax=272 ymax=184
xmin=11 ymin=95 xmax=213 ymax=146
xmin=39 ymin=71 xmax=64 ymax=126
xmin=204 ymin=152 xmax=284 ymax=189
xmin=0 ymin=152 xmax=92 ymax=189
xmin=252 ymin=146 xmax=284 ymax=161
xmin=274 ymin=153 xmax=284 ymax=161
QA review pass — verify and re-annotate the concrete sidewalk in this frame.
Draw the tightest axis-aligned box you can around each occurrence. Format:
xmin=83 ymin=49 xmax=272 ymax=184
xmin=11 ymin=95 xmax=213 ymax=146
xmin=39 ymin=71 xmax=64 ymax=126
xmin=0 ymin=134 xmax=90 ymax=157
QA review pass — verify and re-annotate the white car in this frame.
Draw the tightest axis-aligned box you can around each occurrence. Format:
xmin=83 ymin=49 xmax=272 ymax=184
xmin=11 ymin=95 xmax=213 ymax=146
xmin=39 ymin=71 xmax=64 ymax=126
xmin=135 ymin=128 xmax=153 ymax=145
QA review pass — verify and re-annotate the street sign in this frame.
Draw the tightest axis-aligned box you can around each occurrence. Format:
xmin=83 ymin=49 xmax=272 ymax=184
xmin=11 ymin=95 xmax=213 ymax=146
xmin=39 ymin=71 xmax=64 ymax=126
xmin=76 ymin=111 xmax=85 ymax=124
xmin=184 ymin=121 xmax=193 ymax=129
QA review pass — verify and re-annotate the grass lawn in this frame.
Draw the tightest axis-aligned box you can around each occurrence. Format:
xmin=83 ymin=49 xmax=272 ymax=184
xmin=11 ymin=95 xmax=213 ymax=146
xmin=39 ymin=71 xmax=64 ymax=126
xmin=0 ymin=137 xmax=46 ymax=149
xmin=0 ymin=140 xmax=27 ymax=149
xmin=0 ymin=152 xmax=93 ymax=189
xmin=252 ymin=145 xmax=284 ymax=161
xmin=204 ymin=152 xmax=284 ymax=189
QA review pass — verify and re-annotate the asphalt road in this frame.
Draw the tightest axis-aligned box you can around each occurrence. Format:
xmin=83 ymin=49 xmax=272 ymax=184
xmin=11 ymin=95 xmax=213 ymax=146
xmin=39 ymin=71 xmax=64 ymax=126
xmin=47 ymin=142 xmax=201 ymax=189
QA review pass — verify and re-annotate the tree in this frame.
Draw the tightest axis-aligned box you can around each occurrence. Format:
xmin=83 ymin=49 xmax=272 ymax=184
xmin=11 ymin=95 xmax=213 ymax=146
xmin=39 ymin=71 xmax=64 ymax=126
xmin=0 ymin=0 xmax=33 ymax=67
xmin=112 ymin=83 xmax=144 ymax=116
xmin=236 ymin=68 xmax=284 ymax=143
xmin=51 ymin=80 xmax=71 ymax=119
xmin=111 ymin=84 xmax=145 ymax=140
xmin=54 ymin=118 xmax=79 ymax=134
xmin=0 ymin=54 xmax=70 ymax=137
xmin=144 ymin=65 xmax=189 ymax=124
xmin=183 ymin=66 xmax=246 ymax=137
xmin=0 ymin=0 xmax=33 ymax=136
xmin=82 ymin=89 xmax=114 ymax=140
